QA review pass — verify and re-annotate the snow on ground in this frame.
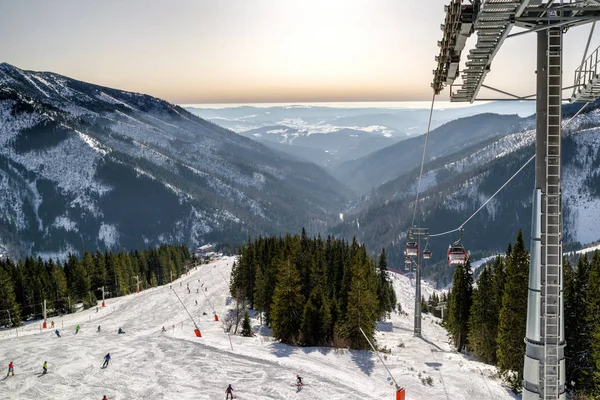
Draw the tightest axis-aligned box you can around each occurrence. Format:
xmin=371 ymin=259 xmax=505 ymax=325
xmin=566 ymin=242 xmax=600 ymax=256
xmin=0 ymin=257 xmax=516 ymax=400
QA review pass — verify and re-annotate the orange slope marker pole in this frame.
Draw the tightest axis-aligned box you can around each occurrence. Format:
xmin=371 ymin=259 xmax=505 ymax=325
xmin=200 ymin=286 xmax=218 ymax=321
xmin=172 ymin=289 xmax=202 ymax=337
xmin=359 ymin=327 xmax=405 ymax=399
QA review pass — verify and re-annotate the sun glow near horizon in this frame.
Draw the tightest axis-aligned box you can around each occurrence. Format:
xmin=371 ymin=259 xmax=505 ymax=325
xmin=0 ymin=0 xmax=598 ymax=104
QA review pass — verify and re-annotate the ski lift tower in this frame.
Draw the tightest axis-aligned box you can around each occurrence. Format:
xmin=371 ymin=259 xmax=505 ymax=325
xmin=408 ymin=227 xmax=429 ymax=337
xmin=432 ymin=1 xmax=600 ymax=399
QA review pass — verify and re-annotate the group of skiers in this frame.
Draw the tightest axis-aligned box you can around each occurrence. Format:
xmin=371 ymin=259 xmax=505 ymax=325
xmin=5 ymin=262 xmax=309 ymax=400
xmin=5 ymin=361 xmax=47 ymax=377
xmin=54 ymin=325 xmax=125 ymax=337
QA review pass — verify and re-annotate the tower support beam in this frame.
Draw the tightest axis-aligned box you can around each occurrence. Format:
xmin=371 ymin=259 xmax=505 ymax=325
xmin=523 ymin=28 xmax=566 ymax=400
xmin=410 ymin=227 xmax=428 ymax=337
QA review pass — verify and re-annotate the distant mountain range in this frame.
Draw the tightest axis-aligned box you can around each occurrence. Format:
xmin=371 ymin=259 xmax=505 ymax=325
xmin=0 ymin=63 xmax=349 ymax=259
xmin=2 ymin=62 xmax=599 ymax=289
xmin=185 ymin=102 xmax=536 ymax=168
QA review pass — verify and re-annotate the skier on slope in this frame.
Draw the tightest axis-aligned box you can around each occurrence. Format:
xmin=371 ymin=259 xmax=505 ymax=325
xmin=296 ymin=375 xmax=303 ymax=386
xmin=225 ymin=384 xmax=234 ymax=399
xmin=55 ymin=329 xmax=61 ymax=338
xmin=97 ymin=325 xmax=101 ymax=332
xmin=161 ymin=326 xmax=166 ymax=332
xmin=118 ymin=327 xmax=125 ymax=334
xmin=75 ymin=325 xmax=81 ymax=334
xmin=42 ymin=361 xmax=47 ymax=375
xmin=102 ymin=353 xmax=111 ymax=368
xmin=6 ymin=362 xmax=14 ymax=376
xmin=102 ymin=395 xmax=108 ymax=400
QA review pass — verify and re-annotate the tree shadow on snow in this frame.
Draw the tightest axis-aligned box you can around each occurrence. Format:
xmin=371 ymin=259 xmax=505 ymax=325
xmin=377 ymin=321 xmax=393 ymax=332
xmin=269 ymin=342 xmax=298 ymax=358
xmin=301 ymin=346 xmax=332 ymax=356
xmin=418 ymin=336 xmax=446 ymax=352
xmin=351 ymin=350 xmax=375 ymax=376
xmin=424 ymin=362 xmax=443 ymax=370
xmin=255 ymin=325 xmax=272 ymax=337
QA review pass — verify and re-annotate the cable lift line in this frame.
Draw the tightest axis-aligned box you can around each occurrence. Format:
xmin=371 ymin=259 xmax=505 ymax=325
xmin=427 ymin=100 xmax=589 ymax=239
xmin=410 ymin=92 xmax=437 ymax=229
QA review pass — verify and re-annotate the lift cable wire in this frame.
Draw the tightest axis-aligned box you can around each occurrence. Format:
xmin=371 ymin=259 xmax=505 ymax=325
xmin=428 ymin=101 xmax=590 ymax=239
xmin=411 ymin=91 xmax=437 ymax=227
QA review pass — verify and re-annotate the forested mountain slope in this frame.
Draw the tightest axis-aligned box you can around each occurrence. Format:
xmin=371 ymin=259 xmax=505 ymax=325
xmin=0 ymin=63 xmax=350 ymax=258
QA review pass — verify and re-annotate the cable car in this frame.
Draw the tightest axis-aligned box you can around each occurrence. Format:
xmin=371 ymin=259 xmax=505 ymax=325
xmin=447 ymin=245 xmax=468 ymax=266
xmin=423 ymin=249 xmax=432 ymax=260
xmin=405 ymin=242 xmax=418 ymax=257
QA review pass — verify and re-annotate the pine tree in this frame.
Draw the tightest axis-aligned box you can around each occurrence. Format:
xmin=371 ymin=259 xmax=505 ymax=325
xmin=341 ymin=250 xmax=379 ymax=350
xmin=376 ymin=248 xmax=395 ymax=318
xmin=301 ymin=285 xmax=332 ymax=346
xmin=572 ymin=254 xmax=593 ymax=392
xmin=241 ymin=312 xmax=253 ymax=337
xmin=497 ymin=229 xmax=530 ymax=391
xmin=447 ymin=260 xmax=473 ymax=352
xmin=421 ymin=295 xmax=429 ymax=314
xmin=270 ymin=259 xmax=305 ymax=344
xmin=563 ymin=259 xmax=579 ymax=390
xmin=0 ymin=266 xmax=21 ymax=326
xmin=150 ymin=272 xmax=158 ymax=288
xmin=468 ymin=265 xmax=496 ymax=364
xmin=254 ymin=263 xmax=266 ymax=326
xmin=586 ymin=251 xmax=600 ymax=392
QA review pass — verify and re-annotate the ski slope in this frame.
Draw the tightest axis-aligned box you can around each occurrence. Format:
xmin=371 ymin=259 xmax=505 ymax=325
xmin=0 ymin=257 xmax=517 ymax=399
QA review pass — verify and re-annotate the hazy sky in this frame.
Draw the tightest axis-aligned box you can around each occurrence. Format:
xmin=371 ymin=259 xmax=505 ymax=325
xmin=1 ymin=0 xmax=598 ymax=104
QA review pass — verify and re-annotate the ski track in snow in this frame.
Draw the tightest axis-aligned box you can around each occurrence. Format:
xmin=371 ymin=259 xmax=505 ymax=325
xmin=0 ymin=258 xmax=515 ymax=400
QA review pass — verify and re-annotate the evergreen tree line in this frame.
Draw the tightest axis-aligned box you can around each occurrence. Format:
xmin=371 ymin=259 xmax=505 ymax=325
xmin=0 ymin=245 xmax=192 ymax=327
xmin=446 ymin=229 xmax=530 ymax=391
xmin=229 ymin=230 xmax=397 ymax=350
xmin=421 ymin=292 xmax=448 ymax=319
xmin=445 ymin=228 xmax=600 ymax=397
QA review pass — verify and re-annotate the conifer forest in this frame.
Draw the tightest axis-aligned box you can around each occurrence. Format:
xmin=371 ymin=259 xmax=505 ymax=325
xmin=446 ymin=229 xmax=600 ymax=398
xmin=0 ymin=245 xmax=192 ymax=327
xmin=229 ymin=230 xmax=396 ymax=350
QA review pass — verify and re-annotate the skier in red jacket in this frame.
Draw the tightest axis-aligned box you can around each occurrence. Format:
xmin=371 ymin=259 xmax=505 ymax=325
xmin=6 ymin=362 xmax=14 ymax=376
xmin=225 ymin=384 xmax=234 ymax=399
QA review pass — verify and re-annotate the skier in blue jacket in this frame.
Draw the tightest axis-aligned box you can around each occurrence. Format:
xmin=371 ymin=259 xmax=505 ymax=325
xmin=102 ymin=353 xmax=111 ymax=368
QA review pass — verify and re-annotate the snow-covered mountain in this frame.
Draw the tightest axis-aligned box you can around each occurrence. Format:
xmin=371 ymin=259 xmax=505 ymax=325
xmin=238 ymin=126 xmax=402 ymax=167
xmin=333 ymin=113 xmax=529 ymax=194
xmin=0 ymin=257 xmax=516 ymax=400
xmin=0 ymin=63 xmax=350 ymax=258
xmin=331 ymin=103 xmax=600 ymax=285
xmin=187 ymin=103 xmax=535 ymax=169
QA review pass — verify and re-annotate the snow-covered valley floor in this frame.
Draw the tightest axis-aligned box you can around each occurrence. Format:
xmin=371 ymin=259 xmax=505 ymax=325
xmin=0 ymin=257 xmax=517 ymax=399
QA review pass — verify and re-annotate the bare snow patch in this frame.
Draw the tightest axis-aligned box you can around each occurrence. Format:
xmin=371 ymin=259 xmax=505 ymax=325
xmin=52 ymin=216 xmax=78 ymax=232
xmin=99 ymin=223 xmax=119 ymax=248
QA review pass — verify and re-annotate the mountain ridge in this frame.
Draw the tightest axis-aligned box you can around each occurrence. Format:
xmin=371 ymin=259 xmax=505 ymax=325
xmin=0 ymin=63 xmax=350 ymax=259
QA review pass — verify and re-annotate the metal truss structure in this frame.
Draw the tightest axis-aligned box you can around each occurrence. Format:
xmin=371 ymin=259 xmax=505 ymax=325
xmin=432 ymin=1 xmax=600 ymax=399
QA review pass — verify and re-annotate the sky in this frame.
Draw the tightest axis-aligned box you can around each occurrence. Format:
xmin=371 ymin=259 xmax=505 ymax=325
xmin=0 ymin=0 xmax=598 ymax=105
